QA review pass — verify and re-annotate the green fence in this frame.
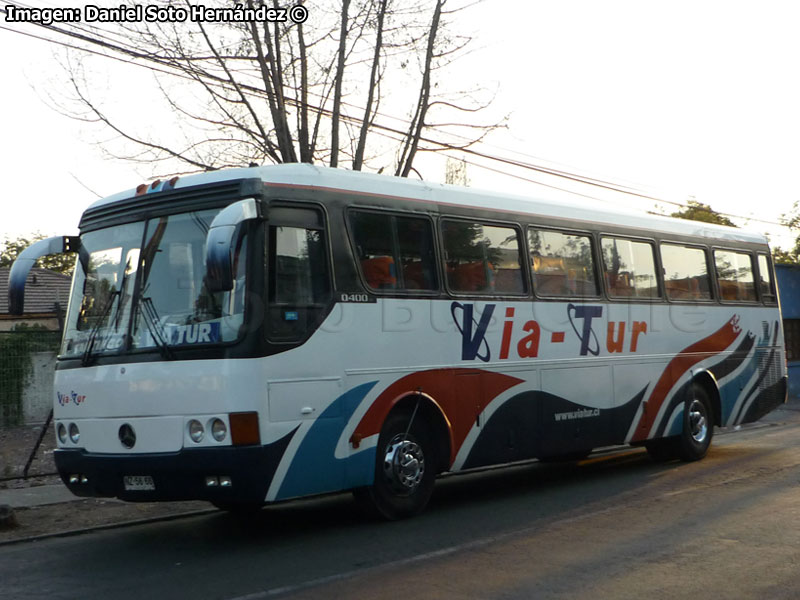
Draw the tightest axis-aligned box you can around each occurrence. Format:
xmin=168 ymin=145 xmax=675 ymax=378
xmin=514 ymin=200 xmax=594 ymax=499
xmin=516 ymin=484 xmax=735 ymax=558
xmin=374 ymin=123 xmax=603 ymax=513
xmin=0 ymin=330 xmax=61 ymax=427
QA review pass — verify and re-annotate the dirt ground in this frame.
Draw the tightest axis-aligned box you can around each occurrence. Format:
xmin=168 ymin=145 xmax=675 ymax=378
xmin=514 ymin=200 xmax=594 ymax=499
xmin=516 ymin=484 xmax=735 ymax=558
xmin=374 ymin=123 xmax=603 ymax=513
xmin=0 ymin=423 xmax=209 ymax=544
xmin=0 ymin=421 xmax=58 ymax=481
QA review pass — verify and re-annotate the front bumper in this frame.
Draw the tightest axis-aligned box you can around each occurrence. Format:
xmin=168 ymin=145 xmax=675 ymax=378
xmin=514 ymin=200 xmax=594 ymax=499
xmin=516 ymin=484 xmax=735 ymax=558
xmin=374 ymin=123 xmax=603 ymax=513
xmin=54 ymin=442 xmax=289 ymax=504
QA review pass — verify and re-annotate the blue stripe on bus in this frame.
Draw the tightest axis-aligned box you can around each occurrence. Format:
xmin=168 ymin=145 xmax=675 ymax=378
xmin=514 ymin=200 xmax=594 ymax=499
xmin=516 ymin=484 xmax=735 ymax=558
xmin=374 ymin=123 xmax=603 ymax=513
xmin=719 ymin=348 xmax=760 ymax=425
xmin=276 ymin=381 xmax=378 ymax=501
xmin=667 ymin=405 xmax=685 ymax=437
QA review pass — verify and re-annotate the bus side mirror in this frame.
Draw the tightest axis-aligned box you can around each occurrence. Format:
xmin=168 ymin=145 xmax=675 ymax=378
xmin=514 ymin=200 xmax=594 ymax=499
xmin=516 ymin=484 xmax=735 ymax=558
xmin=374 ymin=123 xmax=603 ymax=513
xmin=8 ymin=236 xmax=81 ymax=315
xmin=205 ymin=198 xmax=261 ymax=293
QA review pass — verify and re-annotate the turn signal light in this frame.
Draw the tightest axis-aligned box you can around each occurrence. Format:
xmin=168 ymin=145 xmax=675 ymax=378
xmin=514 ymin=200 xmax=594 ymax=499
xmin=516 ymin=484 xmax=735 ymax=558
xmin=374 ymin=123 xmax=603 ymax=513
xmin=229 ymin=412 xmax=260 ymax=446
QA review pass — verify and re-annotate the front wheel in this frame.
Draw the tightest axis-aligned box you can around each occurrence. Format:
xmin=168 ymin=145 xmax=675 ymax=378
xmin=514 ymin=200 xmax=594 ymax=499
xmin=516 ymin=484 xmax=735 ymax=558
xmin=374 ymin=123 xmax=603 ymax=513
xmin=355 ymin=411 xmax=437 ymax=520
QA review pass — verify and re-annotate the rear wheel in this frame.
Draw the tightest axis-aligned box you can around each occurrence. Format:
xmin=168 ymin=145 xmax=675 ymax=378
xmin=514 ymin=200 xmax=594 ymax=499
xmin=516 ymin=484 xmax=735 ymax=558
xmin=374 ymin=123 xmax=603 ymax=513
xmin=355 ymin=411 xmax=437 ymax=520
xmin=644 ymin=383 xmax=714 ymax=462
xmin=676 ymin=384 xmax=714 ymax=461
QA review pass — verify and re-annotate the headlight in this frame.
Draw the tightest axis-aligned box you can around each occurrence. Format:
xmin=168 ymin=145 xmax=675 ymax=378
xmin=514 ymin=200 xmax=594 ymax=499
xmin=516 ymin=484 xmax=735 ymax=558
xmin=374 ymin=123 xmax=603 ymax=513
xmin=68 ymin=423 xmax=80 ymax=444
xmin=188 ymin=419 xmax=204 ymax=443
xmin=57 ymin=423 xmax=67 ymax=444
xmin=210 ymin=418 xmax=227 ymax=442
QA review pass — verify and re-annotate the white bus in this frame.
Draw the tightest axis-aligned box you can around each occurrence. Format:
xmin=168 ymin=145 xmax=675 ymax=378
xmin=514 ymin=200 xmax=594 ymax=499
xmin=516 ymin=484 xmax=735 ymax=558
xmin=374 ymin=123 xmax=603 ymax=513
xmin=9 ymin=164 xmax=787 ymax=518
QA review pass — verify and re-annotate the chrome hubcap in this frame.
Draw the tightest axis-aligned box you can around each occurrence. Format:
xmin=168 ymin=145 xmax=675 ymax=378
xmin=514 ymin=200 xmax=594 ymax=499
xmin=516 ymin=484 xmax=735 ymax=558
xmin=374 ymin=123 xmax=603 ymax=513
xmin=383 ymin=434 xmax=425 ymax=495
xmin=688 ymin=399 xmax=708 ymax=443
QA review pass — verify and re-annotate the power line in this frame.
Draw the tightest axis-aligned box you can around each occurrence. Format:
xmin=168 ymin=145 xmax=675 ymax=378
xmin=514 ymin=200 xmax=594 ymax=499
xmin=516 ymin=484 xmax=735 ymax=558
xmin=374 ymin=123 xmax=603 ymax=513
xmin=0 ymin=11 xmax=792 ymax=231
xmin=5 ymin=0 xmax=144 ymax=48
xmin=0 ymin=14 xmax=691 ymax=192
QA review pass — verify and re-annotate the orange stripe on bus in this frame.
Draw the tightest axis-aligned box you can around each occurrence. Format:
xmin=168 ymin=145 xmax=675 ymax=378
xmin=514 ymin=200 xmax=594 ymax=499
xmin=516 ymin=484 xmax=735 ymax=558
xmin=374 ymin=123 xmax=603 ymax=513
xmin=352 ymin=369 xmax=523 ymax=467
xmin=630 ymin=315 xmax=741 ymax=442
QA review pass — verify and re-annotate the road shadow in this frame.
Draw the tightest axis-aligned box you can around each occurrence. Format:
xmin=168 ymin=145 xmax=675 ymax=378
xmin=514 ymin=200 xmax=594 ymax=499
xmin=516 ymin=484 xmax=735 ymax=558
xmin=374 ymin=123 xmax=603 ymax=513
xmin=190 ymin=445 xmax=698 ymax=543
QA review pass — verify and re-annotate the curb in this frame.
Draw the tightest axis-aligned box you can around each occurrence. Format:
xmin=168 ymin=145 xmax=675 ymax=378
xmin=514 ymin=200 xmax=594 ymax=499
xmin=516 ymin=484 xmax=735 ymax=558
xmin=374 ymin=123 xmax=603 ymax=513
xmin=0 ymin=507 xmax=218 ymax=547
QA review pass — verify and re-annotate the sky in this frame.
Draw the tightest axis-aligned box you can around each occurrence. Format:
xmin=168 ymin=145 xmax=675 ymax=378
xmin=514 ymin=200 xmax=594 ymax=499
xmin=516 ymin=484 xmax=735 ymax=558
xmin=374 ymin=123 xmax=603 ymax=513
xmin=2 ymin=0 xmax=800 ymax=248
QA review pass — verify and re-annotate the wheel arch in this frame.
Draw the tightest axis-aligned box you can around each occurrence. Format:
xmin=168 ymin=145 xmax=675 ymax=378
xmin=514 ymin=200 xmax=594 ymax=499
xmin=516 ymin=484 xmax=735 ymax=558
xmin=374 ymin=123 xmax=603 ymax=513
xmin=691 ymin=368 xmax=721 ymax=426
xmin=384 ymin=392 xmax=453 ymax=474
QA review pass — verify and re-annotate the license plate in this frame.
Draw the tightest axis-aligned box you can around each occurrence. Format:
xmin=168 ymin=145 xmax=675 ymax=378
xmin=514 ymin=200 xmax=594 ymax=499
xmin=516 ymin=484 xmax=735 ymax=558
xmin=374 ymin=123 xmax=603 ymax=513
xmin=124 ymin=475 xmax=155 ymax=491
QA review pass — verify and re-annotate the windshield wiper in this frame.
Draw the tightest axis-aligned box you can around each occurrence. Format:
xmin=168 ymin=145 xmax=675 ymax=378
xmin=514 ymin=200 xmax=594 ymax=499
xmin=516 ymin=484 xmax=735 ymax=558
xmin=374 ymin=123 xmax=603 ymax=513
xmin=81 ymin=290 xmax=120 ymax=367
xmin=137 ymin=296 xmax=176 ymax=360
xmin=81 ymin=261 xmax=135 ymax=366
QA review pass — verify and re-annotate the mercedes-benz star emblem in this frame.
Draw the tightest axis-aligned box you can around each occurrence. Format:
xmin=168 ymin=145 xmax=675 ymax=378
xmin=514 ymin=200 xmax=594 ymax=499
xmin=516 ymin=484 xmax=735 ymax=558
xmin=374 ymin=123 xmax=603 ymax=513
xmin=119 ymin=424 xmax=136 ymax=449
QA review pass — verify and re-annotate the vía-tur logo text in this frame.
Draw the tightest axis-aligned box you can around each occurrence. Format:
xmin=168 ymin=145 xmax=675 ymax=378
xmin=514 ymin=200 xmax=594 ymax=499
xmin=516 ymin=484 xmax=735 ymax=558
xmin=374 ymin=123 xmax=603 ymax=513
xmin=57 ymin=391 xmax=86 ymax=406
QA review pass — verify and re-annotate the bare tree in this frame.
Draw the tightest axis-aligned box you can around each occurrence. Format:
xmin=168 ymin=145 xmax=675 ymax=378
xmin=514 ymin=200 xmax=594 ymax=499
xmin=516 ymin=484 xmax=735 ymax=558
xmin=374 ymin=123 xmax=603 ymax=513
xmin=395 ymin=0 xmax=442 ymax=177
xmin=49 ymin=0 xmax=501 ymax=177
xmin=445 ymin=156 xmax=469 ymax=186
xmin=353 ymin=0 xmax=387 ymax=170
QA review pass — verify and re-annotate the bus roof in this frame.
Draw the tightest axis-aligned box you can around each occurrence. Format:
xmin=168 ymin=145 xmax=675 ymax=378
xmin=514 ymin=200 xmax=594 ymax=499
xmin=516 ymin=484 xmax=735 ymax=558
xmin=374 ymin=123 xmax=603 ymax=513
xmin=89 ymin=163 xmax=767 ymax=246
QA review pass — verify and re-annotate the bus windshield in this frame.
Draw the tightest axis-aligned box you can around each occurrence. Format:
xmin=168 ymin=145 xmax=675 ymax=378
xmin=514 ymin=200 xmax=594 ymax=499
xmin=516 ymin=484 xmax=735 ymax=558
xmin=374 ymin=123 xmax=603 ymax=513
xmin=60 ymin=208 xmax=247 ymax=358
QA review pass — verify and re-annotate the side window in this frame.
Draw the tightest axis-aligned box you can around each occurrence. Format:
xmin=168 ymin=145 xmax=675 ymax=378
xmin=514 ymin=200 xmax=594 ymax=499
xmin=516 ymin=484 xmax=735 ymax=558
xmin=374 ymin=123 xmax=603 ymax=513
xmin=528 ymin=228 xmax=597 ymax=297
xmin=714 ymin=249 xmax=757 ymax=302
xmin=601 ymin=237 xmax=660 ymax=298
xmin=442 ymin=220 xmax=525 ymax=294
xmin=396 ymin=216 xmax=438 ymax=290
xmin=268 ymin=207 xmax=331 ymax=341
xmin=350 ymin=211 xmax=437 ymax=291
xmin=271 ymin=226 xmax=329 ymax=305
xmin=351 ymin=212 xmax=396 ymax=290
xmin=660 ymin=243 xmax=712 ymax=301
xmin=757 ymin=253 xmax=776 ymax=303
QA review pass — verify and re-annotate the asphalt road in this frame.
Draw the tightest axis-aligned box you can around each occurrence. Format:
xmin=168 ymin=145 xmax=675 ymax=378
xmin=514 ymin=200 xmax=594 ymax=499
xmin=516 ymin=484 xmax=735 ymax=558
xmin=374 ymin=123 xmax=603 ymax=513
xmin=3 ymin=404 xmax=800 ymax=600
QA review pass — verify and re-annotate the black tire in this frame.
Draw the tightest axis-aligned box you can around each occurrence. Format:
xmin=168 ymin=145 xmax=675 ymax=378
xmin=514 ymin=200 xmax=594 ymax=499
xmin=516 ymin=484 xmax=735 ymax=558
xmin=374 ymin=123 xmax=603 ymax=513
xmin=355 ymin=411 xmax=437 ymax=520
xmin=644 ymin=383 xmax=714 ymax=463
xmin=676 ymin=383 xmax=714 ymax=462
